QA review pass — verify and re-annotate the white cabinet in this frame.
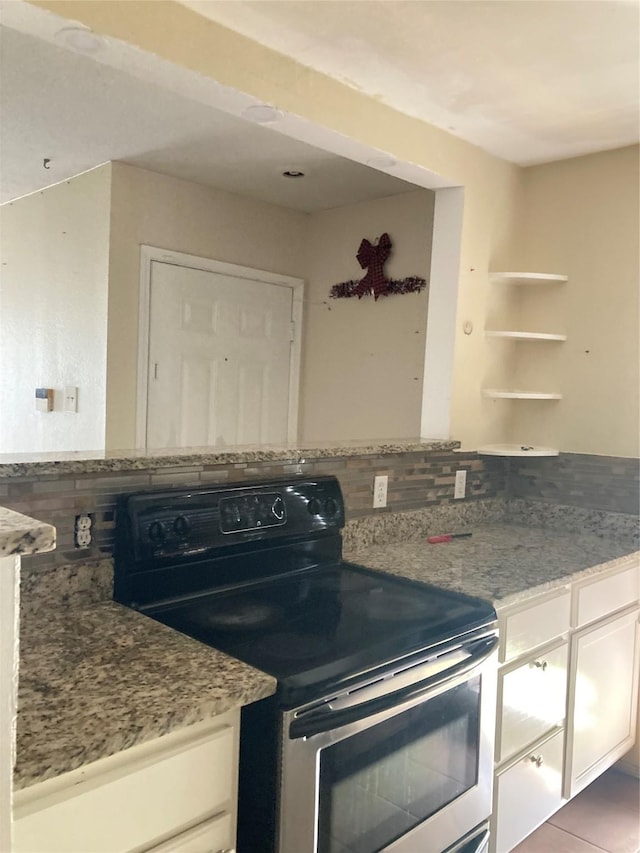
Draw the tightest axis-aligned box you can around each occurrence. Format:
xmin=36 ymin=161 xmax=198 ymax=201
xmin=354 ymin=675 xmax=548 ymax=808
xmin=494 ymin=729 xmax=564 ymax=853
xmin=492 ymin=559 xmax=640 ymax=852
xmin=499 ymin=588 xmax=570 ymax=663
xmin=565 ymin=606 xmax=640 ymax=798
xmin=148 ymin=812 xmax=234 ymax=853
xmin=497 ymin=640 xmax=568 ymax=764
xmin=13 ymin=710 xmax=239 ymax=853
xmin=491 ymin=589 xmax=570 ymax=852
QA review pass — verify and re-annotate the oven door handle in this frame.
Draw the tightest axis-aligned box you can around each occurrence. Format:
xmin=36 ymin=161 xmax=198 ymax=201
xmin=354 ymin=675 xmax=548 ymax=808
xmin=289 ymin=635 xmax=498 ymax=739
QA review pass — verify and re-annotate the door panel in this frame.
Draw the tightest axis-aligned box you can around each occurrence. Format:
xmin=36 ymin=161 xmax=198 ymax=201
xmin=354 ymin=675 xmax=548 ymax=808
xmin=565 ymin=607 xmax=640 ymax=797
xmin=147 ymin=261 xmax=294 ymax=450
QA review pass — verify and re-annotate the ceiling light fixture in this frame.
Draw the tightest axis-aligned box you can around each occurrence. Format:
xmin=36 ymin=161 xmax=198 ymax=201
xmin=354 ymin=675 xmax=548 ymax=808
xmin=282 ymin=170 xmax=305 ymax=179
xmin=55 ymin=27 xmax=105 ymax=54
xmin=242 ymin=104 xmax=284 ymax=124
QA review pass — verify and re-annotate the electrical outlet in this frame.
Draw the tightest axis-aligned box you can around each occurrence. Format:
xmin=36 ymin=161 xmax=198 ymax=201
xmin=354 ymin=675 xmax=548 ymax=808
xmin=64 ymin=386 xmax=78 ymax=413
xmin=454 ymin=470 xmax=467 ymax=500
xmin=74 ymin=514 xmax=93 ymax=548
xmin=373 ymin=475 xmax=388 ymax=508
xmin=75 ymin=529 xmax=91 ymax=548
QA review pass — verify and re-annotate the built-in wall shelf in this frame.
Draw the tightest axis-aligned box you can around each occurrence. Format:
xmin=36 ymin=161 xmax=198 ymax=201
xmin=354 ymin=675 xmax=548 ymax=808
xmin=485 ymin=331 xmax=567 ymax=342
xmin=477 ymin=444 xmax=559 ymax=457
xmin=483 ymin=390 xmax=562 ymax=400
xmin=489 ymin=272 xmax=568 ymax=286
xmin=483 ymin=269 xmax=567 ymax=453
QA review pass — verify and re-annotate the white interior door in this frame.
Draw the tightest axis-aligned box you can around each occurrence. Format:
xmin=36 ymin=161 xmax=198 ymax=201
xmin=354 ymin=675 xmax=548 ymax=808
xmin=145 ymin=259 xmax=298 ymax=450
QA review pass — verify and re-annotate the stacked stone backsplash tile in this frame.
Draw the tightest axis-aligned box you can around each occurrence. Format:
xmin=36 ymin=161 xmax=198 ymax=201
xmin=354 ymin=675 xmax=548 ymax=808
xmin=509 ymin=453 xmax=640 ymax=516
xmin=1 ymin=450 xmax=505 ymax=572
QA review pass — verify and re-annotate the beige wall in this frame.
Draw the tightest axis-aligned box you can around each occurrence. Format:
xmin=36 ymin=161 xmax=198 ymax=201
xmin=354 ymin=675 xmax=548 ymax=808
xmin=106 ymin=162 xmax=308 ymax=450
xmin=302 ymin=190 xmax=434 ymax=440
xmin=511 ymin=146 xmax=640 ymax=457
xmin=32 ymin=0 xmax=525 ymax=452
xmin=27 ymin=2 xmax=638 ymax=458
xmin=0 ymin=165 xmax=111 ymax=452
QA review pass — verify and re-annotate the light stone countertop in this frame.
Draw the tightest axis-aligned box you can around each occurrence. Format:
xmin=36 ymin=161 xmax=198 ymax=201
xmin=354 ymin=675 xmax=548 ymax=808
xmin=0 ymin=506 xmax=55 ymax=557
xmin=0 ymin=438 xmax=459 ymax=478
xmin=345 ymin=522 xmax=639 ymax=608
xmin=15 ymin=602 xmax=276 ymax=790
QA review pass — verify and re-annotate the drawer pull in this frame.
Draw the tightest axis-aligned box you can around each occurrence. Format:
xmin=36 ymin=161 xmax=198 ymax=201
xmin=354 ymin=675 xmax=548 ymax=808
xmin=533 ymin=660 xmax=548 ymax=671
xmin=529 ymin=754 xmax=544 ymax=767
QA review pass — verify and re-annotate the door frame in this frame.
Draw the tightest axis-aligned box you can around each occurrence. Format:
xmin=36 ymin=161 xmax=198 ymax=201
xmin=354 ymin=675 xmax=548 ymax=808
xmin=136 ymin=245 xmax=304 ymax=450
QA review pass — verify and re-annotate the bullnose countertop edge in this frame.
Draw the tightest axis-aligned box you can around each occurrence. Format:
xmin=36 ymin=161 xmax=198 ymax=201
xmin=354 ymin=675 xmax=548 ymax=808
xmin=14 ymin=601 xmax=277 ymax=790
xmin=0 ymin=439 xmax=461 ymax=478
xmin=0 ymin=506 xmax=56 ymax=557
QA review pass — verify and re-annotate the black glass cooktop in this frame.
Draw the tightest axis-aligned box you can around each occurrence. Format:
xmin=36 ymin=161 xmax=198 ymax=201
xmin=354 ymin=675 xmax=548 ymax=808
xmin=146 ymin=562 xmax=495 ymax=706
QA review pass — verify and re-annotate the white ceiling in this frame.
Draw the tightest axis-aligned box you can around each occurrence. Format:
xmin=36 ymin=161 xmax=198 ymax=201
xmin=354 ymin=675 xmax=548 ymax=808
xmin=2 ymin=0 xmax=637 ymax=208
xmin=0 ymin=20 xmax=418 ymax=208
xmin=183 ymin=0 xmax=640 ymax=166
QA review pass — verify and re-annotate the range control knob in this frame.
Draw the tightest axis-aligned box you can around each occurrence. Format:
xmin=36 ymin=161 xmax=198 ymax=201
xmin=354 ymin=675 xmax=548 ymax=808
xmin=324 ymin=498 xmax=339 ymax=517
xmin=307 ymin=498 xmax=322 ymax=516
xmin=147 ymin=521 xmax=166 ymax=543
xmin=173 ymin=515 xmax=190 ymax=538
xmin=271 ymin=496 xmax=285 ymax=521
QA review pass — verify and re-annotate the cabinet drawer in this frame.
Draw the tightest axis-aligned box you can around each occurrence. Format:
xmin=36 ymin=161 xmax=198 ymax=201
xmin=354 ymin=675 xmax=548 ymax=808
xmin=497 ymin=641 xmax=568 ymax=764
xmin=14 ymin=716 xmax=238 ymax=853
xmin=573 ymin=562 xmax=640 ymax=628
xmin=493 ymin=729 xmax=564 ymax=853
xmin=500 ymin=590 xmax=570 ymax=663
xmin=146 ymin=812 xmax=233 ymax=853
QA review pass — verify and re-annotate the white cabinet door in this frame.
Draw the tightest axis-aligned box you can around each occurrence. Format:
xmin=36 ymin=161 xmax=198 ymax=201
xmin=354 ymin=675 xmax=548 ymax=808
xmin=565 ymin=606 xmax=640 ymax=798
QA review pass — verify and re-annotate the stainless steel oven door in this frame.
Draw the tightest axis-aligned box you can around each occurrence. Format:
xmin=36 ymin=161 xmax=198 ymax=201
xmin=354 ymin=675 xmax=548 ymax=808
xmin=278 ymin=631 xmax=498 ymax=853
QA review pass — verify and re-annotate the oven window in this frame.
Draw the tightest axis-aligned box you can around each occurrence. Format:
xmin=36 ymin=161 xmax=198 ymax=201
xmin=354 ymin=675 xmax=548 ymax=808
xmin=317 ymin=677 xmax=480 ymax=853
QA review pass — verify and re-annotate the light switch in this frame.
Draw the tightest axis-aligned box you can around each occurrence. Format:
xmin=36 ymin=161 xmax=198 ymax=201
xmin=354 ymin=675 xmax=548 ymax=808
xmin=64 ymin=386 xmax=78 ymax=412
xmin=35 ymin=388 xmax=54 ymax=412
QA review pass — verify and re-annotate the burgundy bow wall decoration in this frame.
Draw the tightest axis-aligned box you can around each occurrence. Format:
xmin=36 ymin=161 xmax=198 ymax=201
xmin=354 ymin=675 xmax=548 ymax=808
xmin=330 ymin=233 xmax=427 ymax=301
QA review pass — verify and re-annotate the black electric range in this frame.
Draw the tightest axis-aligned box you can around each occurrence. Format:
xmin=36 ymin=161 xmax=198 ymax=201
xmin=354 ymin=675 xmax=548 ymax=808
xmin=114 ymin=476 xmax=498 ymax=853
xmin=113 ymin=475 xmax=495 ymax=708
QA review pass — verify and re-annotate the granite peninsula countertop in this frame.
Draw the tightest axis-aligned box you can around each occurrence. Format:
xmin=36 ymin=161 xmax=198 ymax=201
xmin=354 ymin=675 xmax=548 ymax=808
xmin=345 ymin=522 xmax=639 ymax=608
xmin=0 ymin=506 xmax=55 ymax=557
xmin=15 ymin=602 xmax=276 ymax=790
xmin=0 ymin=438 xmax=459 ymax=478
xmin=16 ymin=518 xmax=639 ymax=792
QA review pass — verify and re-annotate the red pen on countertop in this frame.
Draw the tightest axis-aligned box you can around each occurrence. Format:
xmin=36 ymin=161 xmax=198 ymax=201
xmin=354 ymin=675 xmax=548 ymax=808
xmin=427 ymin=533 xmax=473 ymax=544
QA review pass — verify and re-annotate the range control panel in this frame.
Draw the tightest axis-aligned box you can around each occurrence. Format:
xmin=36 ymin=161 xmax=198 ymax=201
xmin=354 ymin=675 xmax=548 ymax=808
xmin=118 ymin=476 xmax=345 ymax=564
xmin=219 ymin=491 xmax=286 ymax=533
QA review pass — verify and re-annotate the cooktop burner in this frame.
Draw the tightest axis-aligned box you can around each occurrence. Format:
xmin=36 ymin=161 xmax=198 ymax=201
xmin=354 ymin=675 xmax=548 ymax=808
xmin=190 ymin=600 xmax=285 ymax=631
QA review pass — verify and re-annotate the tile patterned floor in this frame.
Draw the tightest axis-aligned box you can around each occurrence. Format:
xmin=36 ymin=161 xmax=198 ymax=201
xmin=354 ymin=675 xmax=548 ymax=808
xmin=513 ymin=769 xmax=640 ymax=853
